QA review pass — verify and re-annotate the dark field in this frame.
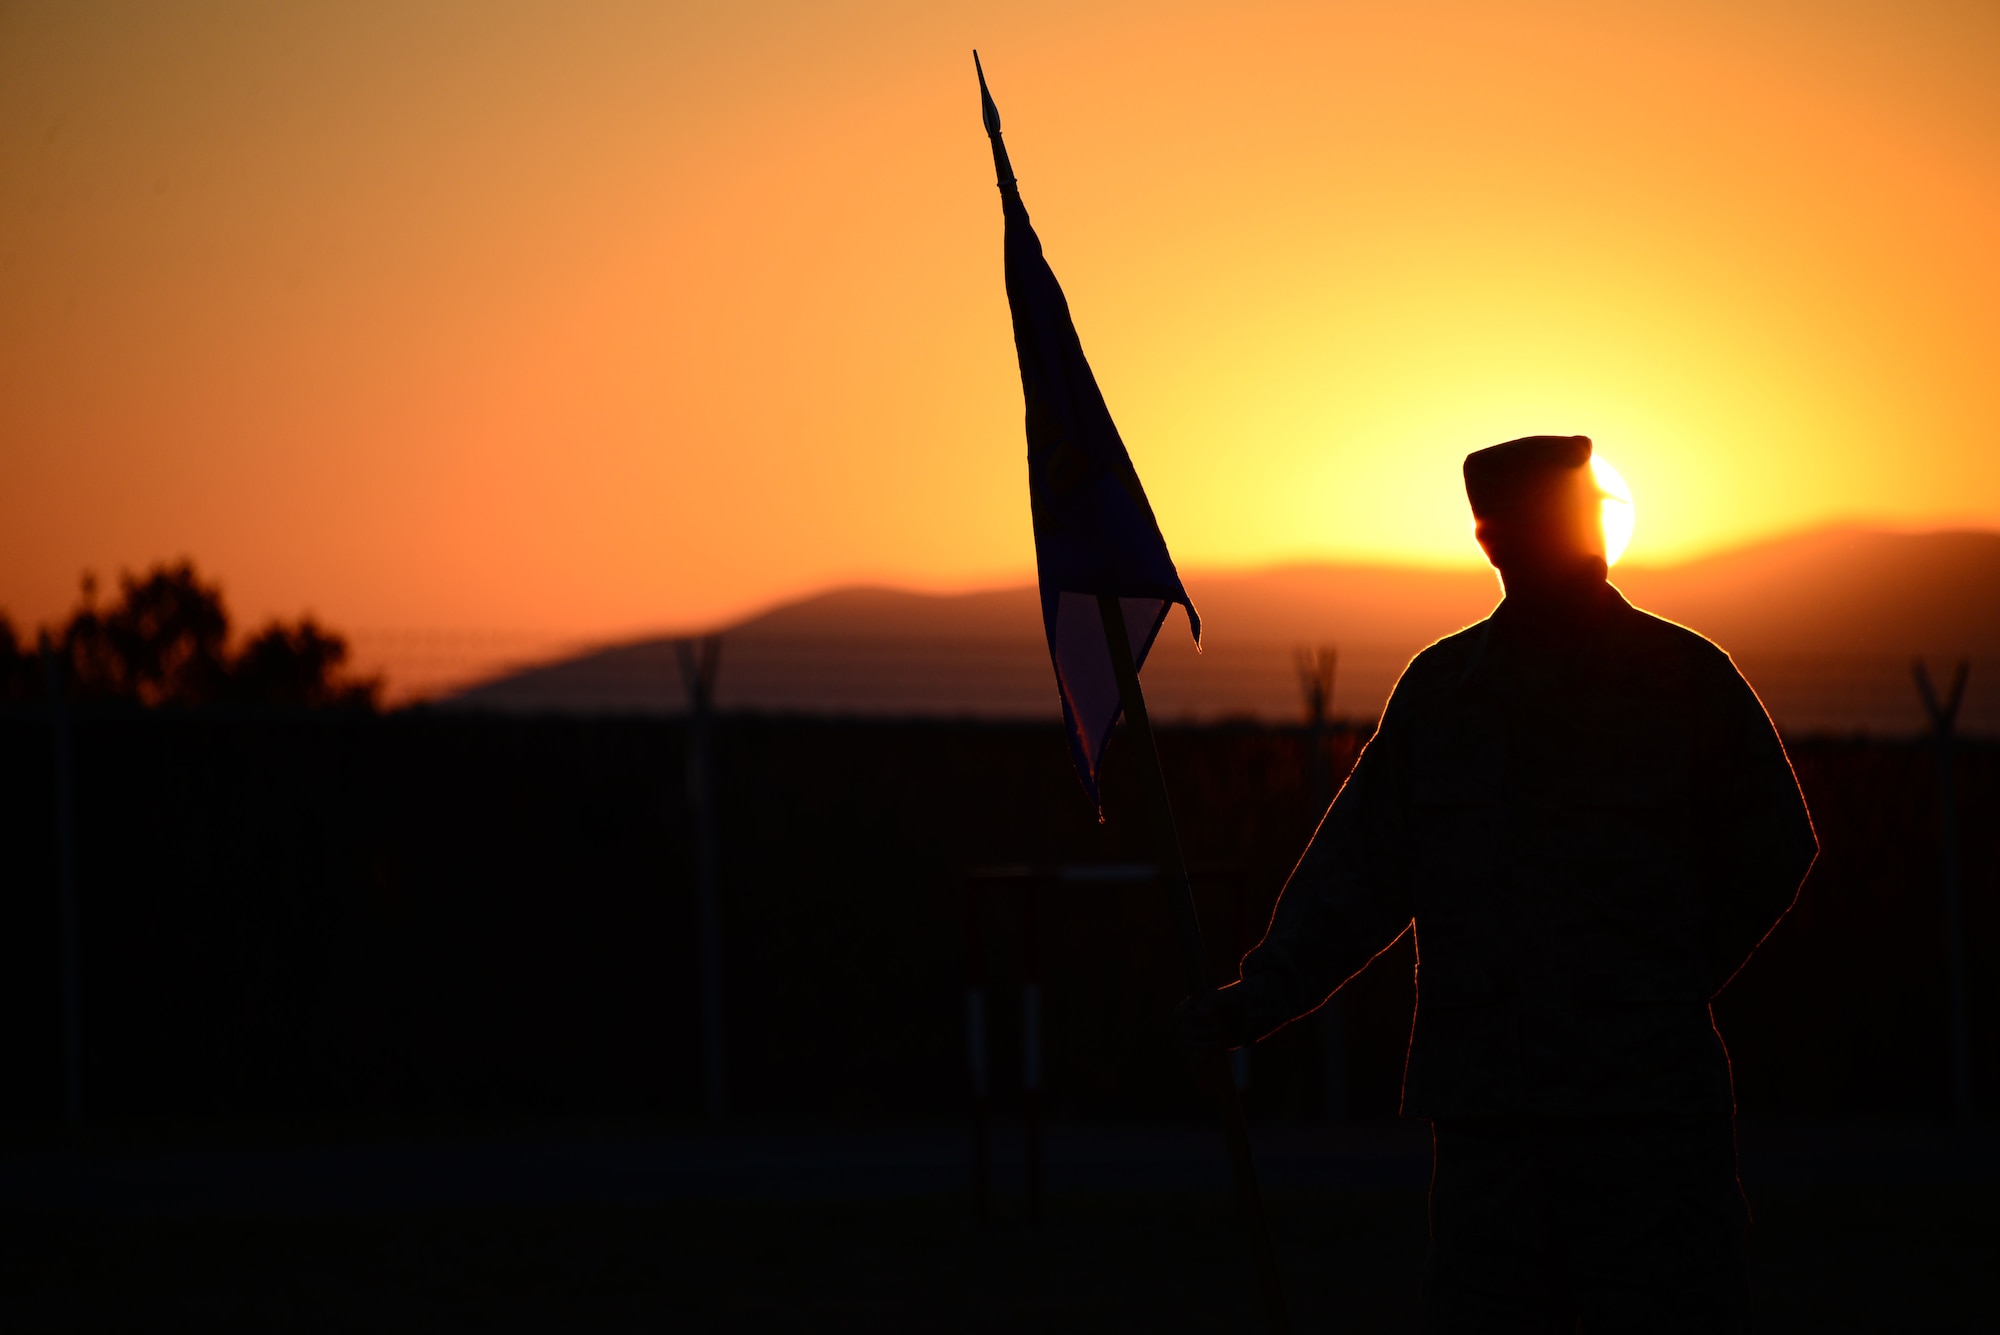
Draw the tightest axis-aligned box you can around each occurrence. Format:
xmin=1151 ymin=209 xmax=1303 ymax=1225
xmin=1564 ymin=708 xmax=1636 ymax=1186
xmin=2 ymin=714 xmax=1994 ymax=1126
xmin=4 ymin=1182 xmax=1996 ymax=1332
xmin=2 ymin=714 xmax=1995 ymax=1329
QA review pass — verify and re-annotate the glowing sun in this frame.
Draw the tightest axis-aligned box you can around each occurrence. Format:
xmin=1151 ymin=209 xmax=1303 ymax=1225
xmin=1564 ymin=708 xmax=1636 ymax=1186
xmin=1593 ymin=455 xmax=1635 ymax=566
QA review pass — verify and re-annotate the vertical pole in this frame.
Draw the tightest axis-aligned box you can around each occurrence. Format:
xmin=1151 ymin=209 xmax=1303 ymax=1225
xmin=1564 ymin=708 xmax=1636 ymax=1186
xmin=1022 ymin=873 xmax=1044 ymax=1226
xmin=39 ymin=637 xmax=82 ymax=1125
xmin=1937 ymin=716 xmax=1970 ymax=1122
xmin=677 ymin=636 xmax=728 ymax=1123
xmin=1296 ymin=646 xmax=1345 ymax=1122
xmin=965 ymin=874 xmax=991 ymax=1225
xmin=1913 ymin=659 xmax=1972 ymax=1120
xmin=1100 ymin=597 xmax=1290 ymax=1334
xmin=1296 ymin=645 xmax=1337 ymax=813
xmin=1217 ymin=868 xmax=1252 ymax=1095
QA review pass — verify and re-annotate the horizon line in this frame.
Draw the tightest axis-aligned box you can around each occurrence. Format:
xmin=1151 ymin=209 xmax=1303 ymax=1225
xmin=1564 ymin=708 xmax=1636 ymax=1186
xmin=594 ymin=518 xmax=2000 ymax=644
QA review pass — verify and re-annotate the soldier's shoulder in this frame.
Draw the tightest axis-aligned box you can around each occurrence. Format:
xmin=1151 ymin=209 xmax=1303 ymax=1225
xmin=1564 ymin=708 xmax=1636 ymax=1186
xmin=1615 ymin=599 xmax=1743 ymax=687
xmin=1394 ymin=618 xmax=1498 ymax=701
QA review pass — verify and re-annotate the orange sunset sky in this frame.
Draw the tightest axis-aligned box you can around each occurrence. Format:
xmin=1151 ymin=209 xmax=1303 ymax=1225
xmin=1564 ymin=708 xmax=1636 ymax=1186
xmin=4 ymin=1 xmax=1999 ymax=681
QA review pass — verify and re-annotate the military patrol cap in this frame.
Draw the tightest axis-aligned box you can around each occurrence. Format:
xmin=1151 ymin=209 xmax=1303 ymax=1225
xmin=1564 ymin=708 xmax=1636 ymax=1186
xmin=1463 ymin=434 xmax=1594 ymax=520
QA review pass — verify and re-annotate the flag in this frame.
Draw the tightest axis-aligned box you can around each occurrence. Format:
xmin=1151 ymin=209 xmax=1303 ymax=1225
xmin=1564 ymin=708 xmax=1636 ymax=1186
xmin=975 ymin=53 xmax=1201 ymax=811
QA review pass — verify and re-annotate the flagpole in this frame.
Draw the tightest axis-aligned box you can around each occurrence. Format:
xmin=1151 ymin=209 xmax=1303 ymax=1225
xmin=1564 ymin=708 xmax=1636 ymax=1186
xmin=972 ymin=51 xmax=1286 ymax=1327
xmin=1098 ymin=595 xmax=1292 ymax=1334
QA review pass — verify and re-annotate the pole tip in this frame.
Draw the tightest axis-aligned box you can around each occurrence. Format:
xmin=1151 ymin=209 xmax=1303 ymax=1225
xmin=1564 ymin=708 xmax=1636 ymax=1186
xmin=973 ymin=50 xmax=1001 ymax=138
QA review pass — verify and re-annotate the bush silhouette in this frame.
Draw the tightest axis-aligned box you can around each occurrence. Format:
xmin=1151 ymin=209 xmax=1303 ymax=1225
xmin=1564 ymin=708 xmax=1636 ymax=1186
xmin=230 ymin=617 xmax=376 ymax=708
xmin=0 ymin=612 xmax=34 ymax=703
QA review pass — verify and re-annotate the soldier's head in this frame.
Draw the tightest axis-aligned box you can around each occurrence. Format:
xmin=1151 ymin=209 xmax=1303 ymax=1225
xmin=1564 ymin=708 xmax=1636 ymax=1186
xmin=1464 ymin=435 xmax=1608 ymax=595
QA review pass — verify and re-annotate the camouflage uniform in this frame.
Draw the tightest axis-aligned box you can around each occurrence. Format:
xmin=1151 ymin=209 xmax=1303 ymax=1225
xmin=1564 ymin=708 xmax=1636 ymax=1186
xmin=1232 ymin=589 xmax=1816 ymax=1330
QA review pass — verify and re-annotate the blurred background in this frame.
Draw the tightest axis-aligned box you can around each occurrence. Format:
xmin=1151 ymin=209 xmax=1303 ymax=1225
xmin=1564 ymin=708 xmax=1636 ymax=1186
xmin=3 ymin=1 xmax=1997 ymax=1328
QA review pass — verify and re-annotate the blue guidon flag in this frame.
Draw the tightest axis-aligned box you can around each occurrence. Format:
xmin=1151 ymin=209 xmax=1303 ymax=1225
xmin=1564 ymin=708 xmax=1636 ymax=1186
xmin=975 ymin=53 xmax=1201 ymax=810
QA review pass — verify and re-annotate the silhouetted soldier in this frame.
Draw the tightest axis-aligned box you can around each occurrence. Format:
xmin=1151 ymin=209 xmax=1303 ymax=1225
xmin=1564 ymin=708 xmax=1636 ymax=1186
xmin=1182 ymin=435 xmax=1816 ymax=1332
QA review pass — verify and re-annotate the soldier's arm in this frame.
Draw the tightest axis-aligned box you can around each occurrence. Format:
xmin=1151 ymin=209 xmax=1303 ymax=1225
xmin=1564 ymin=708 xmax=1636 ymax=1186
xmin=1217 ymin=689 xmax=1417 ymax=1045
xmin=1698 ymin=658 xmax=1818 ymax=994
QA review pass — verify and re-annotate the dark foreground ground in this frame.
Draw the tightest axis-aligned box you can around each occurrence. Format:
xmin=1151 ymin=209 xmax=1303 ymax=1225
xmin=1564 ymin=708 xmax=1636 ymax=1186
xmin=5 ymin=1187 xmax=1999 ymax=1332
xmin=3 ymin=1123 xmax=1997 ymax=1333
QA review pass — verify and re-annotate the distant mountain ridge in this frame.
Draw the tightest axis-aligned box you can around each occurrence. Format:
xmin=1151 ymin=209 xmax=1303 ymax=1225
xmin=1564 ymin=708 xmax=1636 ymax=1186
xmin=1615 ymin=527 xmax=2000 ymax=659
xmin=452 ymin=527 xmax=2000 ymax=736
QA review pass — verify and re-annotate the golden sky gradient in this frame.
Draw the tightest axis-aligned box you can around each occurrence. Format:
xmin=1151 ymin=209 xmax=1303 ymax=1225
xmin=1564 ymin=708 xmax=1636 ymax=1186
xmin=4 ymin=0 xmax=1998 ymax=655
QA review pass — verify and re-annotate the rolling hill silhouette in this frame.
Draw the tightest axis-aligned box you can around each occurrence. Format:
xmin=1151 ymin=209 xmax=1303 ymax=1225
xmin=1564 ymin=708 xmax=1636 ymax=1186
xmin=452 ymin=527 xmax=2000 ymax=736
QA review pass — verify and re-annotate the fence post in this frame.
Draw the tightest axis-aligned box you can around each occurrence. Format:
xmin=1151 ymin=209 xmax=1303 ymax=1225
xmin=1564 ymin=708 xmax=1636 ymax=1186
xmin=1913 ymin=658 xmax=1972 ymax=1120
xmin=1296 ymin=645 xmax=1345 ymax=1120
xmin=1021 ymin=873 xmax=1044 ymax=1225
xmin=38 ymin=636 xmax=82 ymax=1125
xmin=964 ymin=873 xmax=991 ymax=1225
xmin=676 ymin=636 xmax=728 ymax=1123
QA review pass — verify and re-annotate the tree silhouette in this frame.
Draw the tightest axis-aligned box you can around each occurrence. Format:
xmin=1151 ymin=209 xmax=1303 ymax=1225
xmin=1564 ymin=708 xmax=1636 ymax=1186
xmin=62 ymin=563 xmax=232 ymax=704
xmin=1 ymin=560 xmax=379 ymax=709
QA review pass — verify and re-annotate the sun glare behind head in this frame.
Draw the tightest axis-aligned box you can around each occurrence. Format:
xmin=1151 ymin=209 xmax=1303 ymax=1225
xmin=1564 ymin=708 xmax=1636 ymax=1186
xmin=1592 ymin=455 xmax=1634 ymax=565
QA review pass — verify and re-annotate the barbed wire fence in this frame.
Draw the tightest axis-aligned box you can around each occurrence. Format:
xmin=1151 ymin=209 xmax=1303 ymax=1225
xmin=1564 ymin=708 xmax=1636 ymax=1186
xmin=350 ymin=628 xmax=1996 ymax=739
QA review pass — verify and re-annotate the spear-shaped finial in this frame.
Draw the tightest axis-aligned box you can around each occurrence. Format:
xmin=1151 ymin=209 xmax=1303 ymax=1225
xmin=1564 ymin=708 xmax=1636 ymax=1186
xmin=972 ymin=51 xmax=1018 ymax=200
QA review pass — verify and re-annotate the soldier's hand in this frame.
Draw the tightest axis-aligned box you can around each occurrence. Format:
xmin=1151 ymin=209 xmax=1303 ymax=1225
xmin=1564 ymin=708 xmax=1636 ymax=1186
xmin=1176 ymin=986 xmax=1244 ymax=1058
